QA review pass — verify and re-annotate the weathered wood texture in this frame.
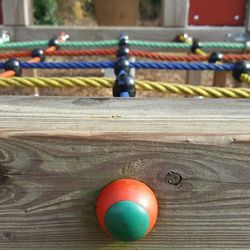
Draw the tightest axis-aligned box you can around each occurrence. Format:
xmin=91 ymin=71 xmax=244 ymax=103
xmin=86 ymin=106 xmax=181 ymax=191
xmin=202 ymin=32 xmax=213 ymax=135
xmin=3 ymin=26 xmax=244 ymax=45
xmin=245 ymin=0 xmax=250 ymax=32
xmin=185 ymin=70 xmax=202 ymax=85
xmin=2 ymin=0 xmax=33 ymax=26
xmin=161 ymin=0 xmax=189 ymax=27
xmin=213 ymin=72 xmax=227 ymax=87
xmin=1 ymin=97 xmax=250 ymax=249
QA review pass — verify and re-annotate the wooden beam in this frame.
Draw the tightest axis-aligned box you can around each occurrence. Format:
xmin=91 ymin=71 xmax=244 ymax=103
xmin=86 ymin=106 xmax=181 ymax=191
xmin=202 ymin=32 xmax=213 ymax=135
xmin=161 ymin=0 xmax=189 ymax=27
xmin=234 ymin=80 xmax=242 ymax=88
xmin=8 ymin=26 xmax=244 ymax=46
xmin=245 ymin=0 xmax=250 ymax=32
xmin=186 ymin=71 xmax=202 ymax=85
xmin=2 ymin=0 xmax=33 ymax=26
xmin=0 ymin=97 xmax=250 ymax=248
xmin=213 ymin=72 xmax=227 ymax=87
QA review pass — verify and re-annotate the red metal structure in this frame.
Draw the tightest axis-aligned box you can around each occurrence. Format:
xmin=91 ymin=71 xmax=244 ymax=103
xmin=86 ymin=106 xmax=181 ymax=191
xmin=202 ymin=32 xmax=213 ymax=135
xmin=189 ymin=0 xmax=246 ymax=26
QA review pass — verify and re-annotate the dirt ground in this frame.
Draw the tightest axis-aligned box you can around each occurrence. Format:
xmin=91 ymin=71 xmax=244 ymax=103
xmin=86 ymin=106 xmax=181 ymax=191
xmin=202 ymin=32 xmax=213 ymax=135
xmin=0 ymin=54 xmax=237 ymax=97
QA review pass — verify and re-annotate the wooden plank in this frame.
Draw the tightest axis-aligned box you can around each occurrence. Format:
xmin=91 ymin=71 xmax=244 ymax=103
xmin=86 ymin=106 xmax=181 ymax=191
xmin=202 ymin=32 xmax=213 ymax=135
xmin=94 ymin=0 xmax=139 ymax=26
xmin=245 ymin=0 xmax=250 ymax=32
xmin=2 ymin=0 xmax=33 ymax=26
xmin=0 ymin=0 xmax=3 ymax=24
xmin=186 ymin=71 xmax=202 ymax=85
xmin=213 ymin=71 xmax=227 ymax=87
xmin=234 ymin=81 xmax=242 ymax=87
xmin=161 ymin=0 xmax=189 ymax=27
xmin=1 ymin=97 xmax=250 ymax=135
xmin=1 ymin=97 xmax=250 ymax=249
xmin=9 ymin=26 xmax=244 ymax=48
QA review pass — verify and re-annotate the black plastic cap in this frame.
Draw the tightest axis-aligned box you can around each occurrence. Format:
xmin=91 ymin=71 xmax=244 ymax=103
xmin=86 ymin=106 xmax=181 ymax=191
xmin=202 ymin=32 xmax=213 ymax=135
xmin=48 ymin=37 xmax=60 ymax=49
xmin=117 ymin=46 xmax=130 ymax=58
xmin=191 ymin=39 xmax=201 ymax=54
xmin=232 ymin=61 xmax=250 ymax=81
xmin=119 ymin=34 xmax=129 ymax=47
xmin=113 ymin=72 xmax=136 ymax=97
xmin=114 ymin=56 xmax=130 ymax=75
xmin=208 ymin=52 xmax=224 ymax=63
xmin=4 ymin=58 xmax=22 ymax=76
xmin=32 ymin=48 xmax=46 ymax=62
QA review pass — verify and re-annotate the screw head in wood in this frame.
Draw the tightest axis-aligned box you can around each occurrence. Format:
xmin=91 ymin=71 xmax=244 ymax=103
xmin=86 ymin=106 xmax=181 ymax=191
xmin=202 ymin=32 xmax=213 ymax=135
xmin=166 ymin=171 xmax=182 ymax=185
xmin=96 ymin=179 xmax=158 ymax=241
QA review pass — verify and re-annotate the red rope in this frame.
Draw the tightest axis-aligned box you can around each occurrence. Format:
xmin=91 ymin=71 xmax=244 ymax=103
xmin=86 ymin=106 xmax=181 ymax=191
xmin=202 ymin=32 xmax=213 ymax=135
xmin=46 ymin=49 xmax=116 ymax=57
xmin=0 ymin=48 xmax=249 ymax=62
xmin=0 ymin=51 xmax=32 ymax=59
xmin=131 ymin=50 xmax=250 ymax=62
xmin=130 ymin=50 xmax=207 ymax=61
xmin=223 ymin=54 xmax=250 ymax=62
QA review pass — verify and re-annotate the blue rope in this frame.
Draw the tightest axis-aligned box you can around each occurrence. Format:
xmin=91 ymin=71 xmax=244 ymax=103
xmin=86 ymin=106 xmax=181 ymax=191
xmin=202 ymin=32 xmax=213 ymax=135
xmin=0 ymin=61 xmax=235 ymax=71
xmin=20 ymin=61 xmax=114 ymax=69
xmin=131 ymin=62 xmax=235 ymax=71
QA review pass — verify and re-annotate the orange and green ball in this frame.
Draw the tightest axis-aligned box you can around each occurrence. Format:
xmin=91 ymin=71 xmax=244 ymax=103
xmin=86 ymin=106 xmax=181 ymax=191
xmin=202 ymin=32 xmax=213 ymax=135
xmin=96 ymin=179 xmax=158 ymax=242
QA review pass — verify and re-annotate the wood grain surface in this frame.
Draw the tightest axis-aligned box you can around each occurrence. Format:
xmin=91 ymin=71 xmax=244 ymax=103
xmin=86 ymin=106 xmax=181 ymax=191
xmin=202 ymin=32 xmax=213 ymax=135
xmin=2 ymin=0 xmax=33 ymax=26
xmin=161 ymin=0 xmax=188 ymax=27
xmin=213 ymin=72 xmax=227 ymax=87
xmin=0 ymin=97 xmax=250 ymax=249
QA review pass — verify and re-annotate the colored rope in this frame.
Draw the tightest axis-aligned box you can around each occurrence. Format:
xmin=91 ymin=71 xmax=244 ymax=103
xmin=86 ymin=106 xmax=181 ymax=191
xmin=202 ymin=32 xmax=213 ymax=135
xmin=0 ymin=40 xmax=118 ymax=49
xmin=0 ymin=49 xmax=249 ymax=62
xmin=240 ymin=73 xmax=250 ymax=84
xmin=0 ymin=49 xmax=117 ymax=60
xmin=0 ymin=77 xmax=250 ymax=98
xmin=131 ymin=51 xmax=206 ymax=61
xmin=47 ymin=49 xmax=116 ymax=57
xmin=12 ymin=61 xmax=114 ymax=69
xmin=0 ymin=39 xmax=246 ymax=50
xmin=200 ymin=42 xmax=245 ymax=50
xmin=129 ymin=41 xmax=190 ymax=49
xmin=0 ymin=61 xmax=235 ymax=70
xmin=0 ymin=51 xmax=32 ymax=59
xmin=61 ymin=40 xmax=118 ymax=48
xmin=0 ymin=77 xmax=113 ymax=88
xmin=0 ymin=40 xmax=48 ymax=49
xmin=131 ymin=62 xmax=234 ymax=70
xmin=224 ymin=54 xmax=250 ymax=62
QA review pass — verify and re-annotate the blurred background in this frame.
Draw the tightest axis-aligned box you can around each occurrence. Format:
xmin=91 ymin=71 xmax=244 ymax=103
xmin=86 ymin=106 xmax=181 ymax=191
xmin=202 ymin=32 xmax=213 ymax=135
xmin=33 ymin=0 xmax=161 ymax=26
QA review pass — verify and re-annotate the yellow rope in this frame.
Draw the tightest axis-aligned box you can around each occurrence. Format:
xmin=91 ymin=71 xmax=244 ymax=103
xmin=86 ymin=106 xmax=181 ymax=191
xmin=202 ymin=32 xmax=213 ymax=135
xmin=1 ymin=77 xmax=250 ymax=98
xmin=194 ymin=48 xmax=207 ymax=57
xmin=240 ymin=73 xmax=250 ymax=84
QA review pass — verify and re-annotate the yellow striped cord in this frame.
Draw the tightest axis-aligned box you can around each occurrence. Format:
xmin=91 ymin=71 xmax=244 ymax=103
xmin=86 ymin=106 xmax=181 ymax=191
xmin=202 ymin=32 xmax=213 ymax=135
xmin=194 ymin=48 xmax=207 ymax=57
xmin=1 ymin=77 xmax=250 ymax=98
xmin=240 ymin=73 xmax=250 ymax=84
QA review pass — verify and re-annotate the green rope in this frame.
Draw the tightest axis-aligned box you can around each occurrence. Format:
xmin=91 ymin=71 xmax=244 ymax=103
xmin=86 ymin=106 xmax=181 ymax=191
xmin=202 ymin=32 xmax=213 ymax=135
xmin=0 ymin=40 xmax=48 ymax=49
xmin=0 ymin=39 xmax=245 ymax=50
xmin=60 ymin=40 xmax=246 ymax=50
xmin=200 ymin=42 xmax=245 ymax=50
xmin=129 ymin=41 xmax=190 ymax=49
xmin=61 ymin=40 xmax=118 ymax=48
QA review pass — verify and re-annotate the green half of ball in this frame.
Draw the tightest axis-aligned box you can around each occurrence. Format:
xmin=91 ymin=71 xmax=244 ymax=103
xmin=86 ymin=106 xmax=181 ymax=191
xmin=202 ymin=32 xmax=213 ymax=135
xmin=104 ymin=200 xmax=150 ymax=242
